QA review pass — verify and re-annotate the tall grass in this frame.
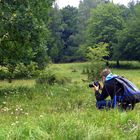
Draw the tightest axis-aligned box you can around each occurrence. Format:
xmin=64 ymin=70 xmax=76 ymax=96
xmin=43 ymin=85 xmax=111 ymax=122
xmin=0 ymin=62 xmax=140 ymax=140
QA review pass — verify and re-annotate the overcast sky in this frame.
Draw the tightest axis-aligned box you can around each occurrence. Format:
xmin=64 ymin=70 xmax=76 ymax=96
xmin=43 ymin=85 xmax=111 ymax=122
xmin=56 ymin=0 xmax=137 ymax=8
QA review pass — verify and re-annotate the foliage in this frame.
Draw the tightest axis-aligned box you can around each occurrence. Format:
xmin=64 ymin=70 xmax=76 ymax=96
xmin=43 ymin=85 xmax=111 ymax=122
xmin=87 ymin=3 xmax=124 ymax=59
xmin=46 ymin=1 xmax=140 ymax=63
xmin=36 ymin=71 xmax=56 ymax=85
xmin=0 ymin=62 xmax=39 ymax=80
xmin=0 ymin=0 xmax=140 ymax=66
xmin=47 ymin=1 xmax=106 ymax=62
xmin=47 ymin=4 xmax=64 ymax=63
xmin=0 ymin=0 xmax=54 ymax=69
xmin=87 ymin=43 xmax=109 ymax=61
xmin=86 ymin=43 xmax=109 ymax=80
xmin=59 ymin=6 xmax=80 ymax=62
xmin=115 ymin=3 xmax=140 ymax=61
xmin=77 ymin=0 xmax=105 ymax=46
xmin=14 ymin=62 xmax=39 ymax=78
xmin=0 ymin=65 xmax=9 ymax=80
xmin=36 ymin=70 xmax=71 ymax=85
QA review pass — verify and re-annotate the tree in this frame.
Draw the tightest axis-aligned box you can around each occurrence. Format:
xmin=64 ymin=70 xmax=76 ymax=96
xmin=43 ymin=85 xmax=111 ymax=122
xmin=116 ymin=3 xmax=140 ymax=61
xmin=0 ymin=0 xmax=54 ymax=69
xmin=86 ymin=42 xmax=109 ymax=80
xmin=76 ymin=0 xmax=105 ymax=60
xmin=87 ymin=3 xmax=124 ymax=62
xmin=60 ymin=6 xmax=79 ymax=62
xmin=47 ymin=3 xmax=64 ymax=63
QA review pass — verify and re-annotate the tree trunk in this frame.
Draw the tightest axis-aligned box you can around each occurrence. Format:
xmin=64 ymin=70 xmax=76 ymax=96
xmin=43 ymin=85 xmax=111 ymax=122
xmin=116 ymin=60 xmax=120 ymax=68
xmin=8 ymin=78 xmax=12 ymax=83
xmin=106 ymin=61 xmax=109 ymax=67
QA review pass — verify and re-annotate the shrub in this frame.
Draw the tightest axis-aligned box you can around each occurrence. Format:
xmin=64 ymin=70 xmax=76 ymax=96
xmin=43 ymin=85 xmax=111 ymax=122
xmin=55 ymin=75 xmax=71 ymax=85
xmin=36 ymin=71 xmax=71 ymax=85
xmin=86 ymin=43 xmax=109 ymax=80
xmin=86 ymin=62 xmax=105 ymax=80
xmin=36 ymin=72 xmax=55 ymax=85
xmin=14 ymin=62 xmax=39 ymax=78
xmin=0 ymin=62 xmax=39 ymax=80
xmin=0 ymin=66 xmax=8 ymax=80
xmin=0 ymin=66 xmax=13 ymax=80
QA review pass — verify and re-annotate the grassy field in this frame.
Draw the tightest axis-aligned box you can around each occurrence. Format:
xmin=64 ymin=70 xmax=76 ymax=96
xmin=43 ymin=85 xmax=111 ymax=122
xmin=0 ymin=62 xmax=140 ymax=140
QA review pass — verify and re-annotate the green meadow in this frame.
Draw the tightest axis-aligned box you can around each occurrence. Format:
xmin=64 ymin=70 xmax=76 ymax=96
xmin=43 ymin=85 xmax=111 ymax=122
xmin=0 ymin=62 xmax=140 ymax=140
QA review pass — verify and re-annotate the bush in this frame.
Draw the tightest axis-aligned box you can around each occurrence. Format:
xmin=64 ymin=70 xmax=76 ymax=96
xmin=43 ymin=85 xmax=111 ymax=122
xmin=86 ymin=62 xmax=105 ymax=80
xmin=36 ymin=71 xmax=71 ymax=85
xmin=55 ymin=75 xmax=71 ymax=85
xmin=86 ymin=43 xmax=109 ymax=80
xmin=14 ymin=62 xmax=39 ymax=78
xmin=0 ymin=62 xmax=40 ymax=81
xmin=36 ymin=71 xmax=55 ymax=85
xmin=0 ymin=66 xmax=13 ymax=80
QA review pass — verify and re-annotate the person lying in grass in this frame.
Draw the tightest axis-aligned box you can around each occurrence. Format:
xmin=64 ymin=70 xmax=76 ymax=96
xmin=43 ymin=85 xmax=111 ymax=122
xmin=92 ymin=68 xmax=140 ymax=110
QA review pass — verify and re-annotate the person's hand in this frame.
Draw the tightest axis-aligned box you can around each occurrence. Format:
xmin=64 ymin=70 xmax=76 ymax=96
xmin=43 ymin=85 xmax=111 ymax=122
xmin=93 ymin=84 xmax=99 ymax=92
xmin=99 ymin=85 xmax=103 ymax=90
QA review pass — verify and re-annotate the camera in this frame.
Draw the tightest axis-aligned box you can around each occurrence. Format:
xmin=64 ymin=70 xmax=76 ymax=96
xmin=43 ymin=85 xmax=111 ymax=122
xmin=89 ymin=81 xmax=100 ymax=88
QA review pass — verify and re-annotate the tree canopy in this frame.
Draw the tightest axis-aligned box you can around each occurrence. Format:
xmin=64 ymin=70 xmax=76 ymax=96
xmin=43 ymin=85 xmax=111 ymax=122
xmin=0 ymin=0 xmax=54 ymax=68
xmin=116 ymin=3 xmax=140 ymax=61
xmin=0 ymin=0 xmax=140 ymax=70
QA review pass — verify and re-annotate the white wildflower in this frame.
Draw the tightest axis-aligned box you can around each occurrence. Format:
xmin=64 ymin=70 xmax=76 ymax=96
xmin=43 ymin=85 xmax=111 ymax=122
xmin=1 ymin=107 xmax=9 ymax=112
xmin=2 ymin=101 xmax=6 ymax=104
xmin=25 ymin=112 xmax=29 ymax=115
xmin=39 ymin=115 xmax=43 ymax=118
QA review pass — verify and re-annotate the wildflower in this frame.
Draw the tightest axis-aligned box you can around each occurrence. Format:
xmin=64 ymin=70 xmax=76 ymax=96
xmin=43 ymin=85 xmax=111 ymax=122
xmin=25 ymin=112 xmax=29 ymax=115
xmin=2 ymin=101 xmax=6 ymax=105
xmin=39 ymin=115 xmax=43 ymax=118
xmin=20 ymin=108 xmax=23 ymax=111
xmin=11 ymin=121 xmax=19 ymax=126
xmin=15 ymin=121 xmax=19 ymax=124
xmin=11 ymin=112 xmax=14 ymax=115
xmin=4 ymin=92 xmax=7 ymax=96
xmin=11 ymin=123 xmax=15 ymax=126
xmin=1 ymin=107 xmax=9 ymax=112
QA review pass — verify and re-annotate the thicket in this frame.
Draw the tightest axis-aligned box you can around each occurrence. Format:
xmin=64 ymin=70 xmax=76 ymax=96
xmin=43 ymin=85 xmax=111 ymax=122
xmin=36 ymin=69 xmax=71 ymax=85
xmin=0 ymin=62 xmax=39 ymax=81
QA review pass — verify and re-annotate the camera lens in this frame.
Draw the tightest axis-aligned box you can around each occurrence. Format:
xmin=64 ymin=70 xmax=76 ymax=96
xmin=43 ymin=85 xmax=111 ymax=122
xmin=89 ymin=83 xmax=94 ymax=88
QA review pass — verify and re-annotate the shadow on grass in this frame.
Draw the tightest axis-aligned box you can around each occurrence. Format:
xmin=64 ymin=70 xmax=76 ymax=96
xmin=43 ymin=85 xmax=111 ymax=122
xmin=109 ymin=61 xmax=140 ymax=70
